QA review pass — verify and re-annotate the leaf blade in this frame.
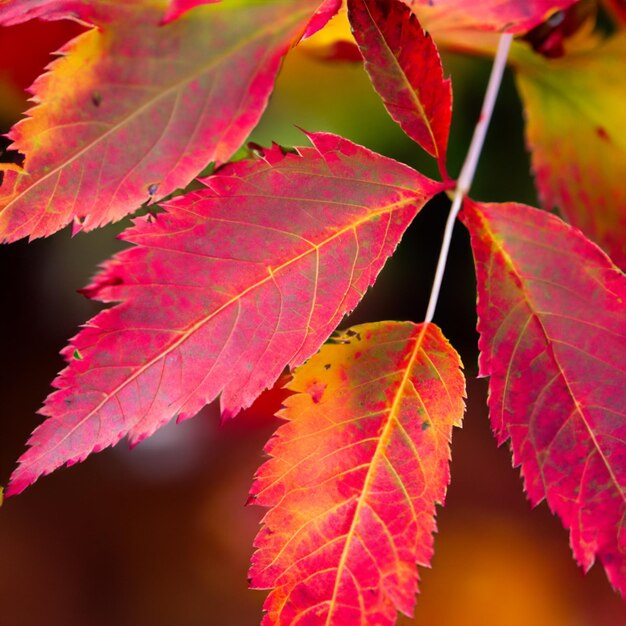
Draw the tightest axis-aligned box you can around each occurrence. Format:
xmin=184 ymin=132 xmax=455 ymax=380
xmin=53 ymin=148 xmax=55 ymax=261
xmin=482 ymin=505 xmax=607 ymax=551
xmin=7 ymin=132 xmax=443 ymax=495
xmin=348 ymin=0 xmax=452 ymax=177
xmin=461 ymin=198 xmax=626 ymax=596
xmin=251 ymin=321 xmax=465 ymax=625
xmin=0 ymin=0 xmax=321 ymax=242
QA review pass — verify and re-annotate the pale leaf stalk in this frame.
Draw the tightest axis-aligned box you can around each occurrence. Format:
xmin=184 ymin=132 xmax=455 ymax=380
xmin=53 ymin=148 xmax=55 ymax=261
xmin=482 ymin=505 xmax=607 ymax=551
xmin=424 ymin=34 xmax=513 ymax=324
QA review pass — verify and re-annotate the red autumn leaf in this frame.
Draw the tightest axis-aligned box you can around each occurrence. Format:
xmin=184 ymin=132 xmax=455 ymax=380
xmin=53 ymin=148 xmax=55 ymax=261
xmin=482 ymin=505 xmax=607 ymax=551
xmin=0 ymin=0 xmax=326 ymax=242
xmin=300 ymin=0 xmax=344 ymax=41
xmin=406 ymin=0 xmax=577 ymax=34
xmin=6 ymin=132 xmax=443 ymax=496
xmin=348 ymin=0 xmax=452 ymax=178
xmin=296 ymin=3 xmax=363 ymax=63
xmin=461 ymin=198 xmax=626 ymax=596
xmin=250 ymin=321 xmax=465 ymax=626
xmin=511 ymin=31 xmax=626 ymax=269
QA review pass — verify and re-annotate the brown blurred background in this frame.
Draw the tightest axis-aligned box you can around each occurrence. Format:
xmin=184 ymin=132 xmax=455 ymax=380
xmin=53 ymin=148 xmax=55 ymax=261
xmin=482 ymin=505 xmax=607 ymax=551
xmin=0 ymin=11 xmax=623 ymax=626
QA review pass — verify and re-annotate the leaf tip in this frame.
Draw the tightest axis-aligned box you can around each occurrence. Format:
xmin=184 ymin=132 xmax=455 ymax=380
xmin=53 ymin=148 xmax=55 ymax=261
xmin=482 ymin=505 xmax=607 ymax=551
xmin=5 ymin=471 xmax=30 ymax=498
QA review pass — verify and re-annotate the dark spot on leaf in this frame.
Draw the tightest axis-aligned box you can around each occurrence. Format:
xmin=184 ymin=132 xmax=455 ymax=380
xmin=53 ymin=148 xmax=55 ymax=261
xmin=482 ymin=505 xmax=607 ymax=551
xmin=596 ymin=127 xmax=610 ymax=142
xmin=91 ymin=91 xmax=102 ymax=107
xmin=328 ymin=329 xmax=353 ymax=344
xmin=324 ymin=363 xmax=331 ymax=370
xmin=421 ymin=421 xmax=430 ymax=431
xmin=307 ymin=380 xmax=327 ymax=404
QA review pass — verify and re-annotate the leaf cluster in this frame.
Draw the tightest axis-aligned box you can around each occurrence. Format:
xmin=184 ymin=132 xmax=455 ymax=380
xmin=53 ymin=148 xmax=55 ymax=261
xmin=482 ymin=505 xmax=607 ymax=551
xmin=0 ymin=1 xmax=624 ymax=624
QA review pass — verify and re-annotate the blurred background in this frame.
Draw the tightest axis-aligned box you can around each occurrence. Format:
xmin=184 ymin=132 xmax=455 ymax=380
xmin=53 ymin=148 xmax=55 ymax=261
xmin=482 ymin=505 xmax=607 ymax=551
xmin=0 ymin=8 xmax=623 ymax=626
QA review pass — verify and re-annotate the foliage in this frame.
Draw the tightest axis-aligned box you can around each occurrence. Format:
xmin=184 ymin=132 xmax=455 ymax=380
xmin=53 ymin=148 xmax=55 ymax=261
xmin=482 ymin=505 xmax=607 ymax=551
xmin=0 ymin=0 xmax=624 ymax=624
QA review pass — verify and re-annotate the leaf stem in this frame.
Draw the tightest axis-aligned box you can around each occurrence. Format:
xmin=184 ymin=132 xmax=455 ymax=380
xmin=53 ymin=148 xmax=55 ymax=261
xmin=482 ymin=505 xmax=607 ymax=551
xmin=424 ymin=34 xmax=513 ymax=324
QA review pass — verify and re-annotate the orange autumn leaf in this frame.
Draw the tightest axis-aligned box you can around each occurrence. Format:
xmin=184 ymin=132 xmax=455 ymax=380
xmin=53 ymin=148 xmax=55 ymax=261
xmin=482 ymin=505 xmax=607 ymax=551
xmin=250 ymin=321 xmax=465 ymax=625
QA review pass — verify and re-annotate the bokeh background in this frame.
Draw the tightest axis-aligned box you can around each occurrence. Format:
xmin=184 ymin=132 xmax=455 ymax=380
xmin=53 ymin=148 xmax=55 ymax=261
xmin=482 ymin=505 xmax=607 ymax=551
xmin=0 ymin=9 xmax=623 ymax=626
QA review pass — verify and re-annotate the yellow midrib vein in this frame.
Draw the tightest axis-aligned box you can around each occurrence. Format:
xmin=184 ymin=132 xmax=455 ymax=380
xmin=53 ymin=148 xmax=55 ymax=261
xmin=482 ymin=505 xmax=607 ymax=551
xmin=324 ymin=322 xmax=429 ymax=626
xmin=361 ymin=0 xmax=439 ymax=158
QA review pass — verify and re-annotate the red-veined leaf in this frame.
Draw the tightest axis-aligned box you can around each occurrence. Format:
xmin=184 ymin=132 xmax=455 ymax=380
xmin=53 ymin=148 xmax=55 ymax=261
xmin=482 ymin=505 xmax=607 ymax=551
xmin=348 ymin=0 xmax=452 ymax=178
xmin=0 ymin=0 xmax=325 ymax=242
xmin=512 ymin=32 xmax=626 ymax=269
xmin=461 ymin=198 xmax=626 ymax=596
xmin=406 ymin=0 xmax=577 ymax=34
xmin=6 ymin=132 xmax=444 ymax=496
xmin=250 ymin=321 xmax=465 ymax=626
